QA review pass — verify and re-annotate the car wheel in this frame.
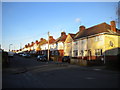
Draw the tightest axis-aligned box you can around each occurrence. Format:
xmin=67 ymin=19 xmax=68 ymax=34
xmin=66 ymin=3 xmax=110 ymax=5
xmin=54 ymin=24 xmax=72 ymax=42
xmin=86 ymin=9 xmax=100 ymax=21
xmin=62 ymin=59 xmax=64 ymax=62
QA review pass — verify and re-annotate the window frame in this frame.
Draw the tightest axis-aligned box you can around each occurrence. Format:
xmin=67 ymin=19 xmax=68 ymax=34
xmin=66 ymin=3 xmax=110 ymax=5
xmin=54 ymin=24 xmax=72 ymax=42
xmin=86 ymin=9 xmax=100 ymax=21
xmin=95 ymin=49 xmax=102 ymax=56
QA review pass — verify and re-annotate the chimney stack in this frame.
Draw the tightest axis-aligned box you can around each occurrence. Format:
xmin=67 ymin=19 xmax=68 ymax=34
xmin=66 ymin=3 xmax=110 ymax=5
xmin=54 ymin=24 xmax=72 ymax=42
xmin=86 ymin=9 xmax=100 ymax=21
xmin=35 ymin=40 xmax=38 ymax=44
xmin=110 ymin=21 xmax=116 ymax=32
xmin=79 ymin=26 xmax=85 ymax=32
xmin=61 ymin=32 xmax=66 ymax=36
xmin=49 ymin=36 xmax=53 ymax=39
xmin=40 ymin=38 xmax=44 ymax=41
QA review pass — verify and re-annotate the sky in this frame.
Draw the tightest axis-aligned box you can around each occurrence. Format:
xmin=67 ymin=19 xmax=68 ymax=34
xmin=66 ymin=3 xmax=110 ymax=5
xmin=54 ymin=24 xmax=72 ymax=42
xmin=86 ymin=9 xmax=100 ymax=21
xmin=1 ymin=2 xmax=119 ymax=51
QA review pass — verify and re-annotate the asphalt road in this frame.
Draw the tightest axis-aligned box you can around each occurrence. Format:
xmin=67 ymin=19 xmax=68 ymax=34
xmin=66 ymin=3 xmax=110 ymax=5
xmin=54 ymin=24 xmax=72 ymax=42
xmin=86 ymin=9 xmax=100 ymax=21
xmin=2 ymin=55 xmax=120 ymax=88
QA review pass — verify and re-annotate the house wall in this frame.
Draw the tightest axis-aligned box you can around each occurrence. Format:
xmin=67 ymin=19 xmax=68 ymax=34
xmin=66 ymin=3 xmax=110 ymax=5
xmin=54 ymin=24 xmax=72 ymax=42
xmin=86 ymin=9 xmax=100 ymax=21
xmin=23 ymin=48 xmax=28 ymax=52
xmin=72 ymin=41 xmax=78 ymax=57
xmin=50 ymin=43 xmax=57 ymax=51
xmin=50 ymin=42 xmax=64 ymax=62
xmin=104 ymin=34 xmax=120 ymax=55
xmin=31 ymin=46 xmax=34 ymax=51
xmin=64 ymin=34 xmax=73 ymax=56
xmin=33 ymin=44 xmax=38 ymax=51
xmin=57 ymin=42 xmax=64 ymax=50
xmin=64 ymin=42 xmax=72 ymax=56
xmin=87 ymin=34 xmax=104 ymax=56
xmin=72 ymin=34 xmax=119 ymax=60
xmin=40 ymin=44 xmax=47 ymax=50
xmin=65 ymin=34 xmax=73 ymax=43
xmin=28 ymin=47 xmax=31 ymax=51
xmin=87 ymin=35 xmax=104 ymax=60
xmin=78 ymin=38 xmax=88 ymax=57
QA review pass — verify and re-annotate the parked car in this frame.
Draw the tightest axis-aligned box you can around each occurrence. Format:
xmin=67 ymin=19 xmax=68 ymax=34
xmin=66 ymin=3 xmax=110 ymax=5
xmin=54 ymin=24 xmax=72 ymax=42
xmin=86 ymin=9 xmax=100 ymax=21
xmin=8 ymin=51 xmax=14 ymax=57
xmin=22 ymin=54 xmax=26 ymax=57
xmin=19 ymin=53 xmax=23 ymax=56
xmin=37 ymin=55 xmax=47 ymax=62
xmin=62 ymin=56 xmax=70 ymax=63
xmin=43 ymin=55 xmax=53 ymax=61
xmin=24 ymin=54 xmax=31 ymax=58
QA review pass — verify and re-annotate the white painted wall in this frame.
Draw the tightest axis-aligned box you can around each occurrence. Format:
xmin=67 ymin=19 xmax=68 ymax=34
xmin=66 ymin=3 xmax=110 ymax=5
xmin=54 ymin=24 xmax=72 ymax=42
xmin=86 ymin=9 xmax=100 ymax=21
xmin=64 ymin=42 xmax=72 ymax=56
xmin=78 ymin=38 xmax=88 ymax=57
xmin=50 ymin=43 xmax=57 ymax=51
xmin=57 ymin=42 xmax=64 ymax=50
xmin=72 ymin=41 xmax=78 ymax=57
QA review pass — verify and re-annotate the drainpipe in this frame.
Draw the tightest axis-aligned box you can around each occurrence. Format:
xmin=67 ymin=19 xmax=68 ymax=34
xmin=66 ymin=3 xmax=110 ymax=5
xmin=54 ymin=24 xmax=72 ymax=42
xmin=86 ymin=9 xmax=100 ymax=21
xmin=86 ymin=37 xmax=90 ymax=60
xmin=104 ymin=36 xmax=106 ymax=64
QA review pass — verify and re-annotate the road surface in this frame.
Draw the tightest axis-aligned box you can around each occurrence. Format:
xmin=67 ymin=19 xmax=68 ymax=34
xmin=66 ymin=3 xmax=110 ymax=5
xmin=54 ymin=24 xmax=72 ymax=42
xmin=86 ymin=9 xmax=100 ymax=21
xmin=2 ymin=55 xmax=120 ymax=88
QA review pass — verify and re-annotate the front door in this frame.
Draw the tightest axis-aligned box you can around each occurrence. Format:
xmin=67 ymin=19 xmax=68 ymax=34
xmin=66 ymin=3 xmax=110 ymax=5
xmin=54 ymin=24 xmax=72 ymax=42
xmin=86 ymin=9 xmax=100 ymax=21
xmin=88 ymin=50 xmax=91 ymax=60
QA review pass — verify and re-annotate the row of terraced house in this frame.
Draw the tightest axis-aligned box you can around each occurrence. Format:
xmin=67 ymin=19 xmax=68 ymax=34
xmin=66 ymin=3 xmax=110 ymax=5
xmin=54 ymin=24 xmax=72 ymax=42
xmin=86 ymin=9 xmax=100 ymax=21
xmin=18 ymin=21 xmax=120 ymax=65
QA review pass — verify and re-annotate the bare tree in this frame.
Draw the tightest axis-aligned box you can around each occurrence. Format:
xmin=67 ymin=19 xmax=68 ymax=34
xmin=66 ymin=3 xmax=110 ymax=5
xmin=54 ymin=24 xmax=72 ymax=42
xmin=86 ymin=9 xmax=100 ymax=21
xmin=116 ymin=1 xmax=120 ymax=29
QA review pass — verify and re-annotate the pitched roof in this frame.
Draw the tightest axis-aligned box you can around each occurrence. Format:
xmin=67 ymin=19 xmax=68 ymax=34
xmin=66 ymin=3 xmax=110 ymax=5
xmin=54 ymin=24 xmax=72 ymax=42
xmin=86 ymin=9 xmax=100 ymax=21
xmin=69 ymin=33 xmax=76 ymax=38
xmin=55 ymin=34 xmax=67 ymax=43
xmin=39 ymin=37 xmax=56 ymax=45
xmin=74 ymin=22 xmax=120 ymax=39
xmin=49 ymin=38 xmax=56 ymax=44
xmin=39 ymin=39 xmax=47 ymax=45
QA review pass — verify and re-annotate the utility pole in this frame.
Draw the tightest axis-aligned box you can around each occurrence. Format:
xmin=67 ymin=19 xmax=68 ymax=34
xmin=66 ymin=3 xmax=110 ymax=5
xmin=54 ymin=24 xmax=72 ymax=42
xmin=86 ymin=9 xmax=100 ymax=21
xmin=48 ymin=31 xmax=50 ymax=61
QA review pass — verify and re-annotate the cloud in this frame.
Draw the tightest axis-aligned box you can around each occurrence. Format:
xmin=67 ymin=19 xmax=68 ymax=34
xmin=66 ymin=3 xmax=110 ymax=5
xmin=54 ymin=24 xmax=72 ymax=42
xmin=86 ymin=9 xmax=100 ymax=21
xmin=75 ymin=18 xmax=81 ymax=23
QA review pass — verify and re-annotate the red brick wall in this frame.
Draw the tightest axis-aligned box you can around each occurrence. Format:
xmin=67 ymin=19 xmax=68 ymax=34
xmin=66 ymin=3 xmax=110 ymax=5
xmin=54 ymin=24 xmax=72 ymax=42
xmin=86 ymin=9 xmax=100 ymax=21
xmin=58 ymin=50 xmax=64 ymax=56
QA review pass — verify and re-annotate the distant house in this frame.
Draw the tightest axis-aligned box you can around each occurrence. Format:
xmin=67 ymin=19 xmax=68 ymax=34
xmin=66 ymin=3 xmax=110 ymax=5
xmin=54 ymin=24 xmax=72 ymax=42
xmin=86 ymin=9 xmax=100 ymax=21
xmin=49 ymin=36 xmax=56 ymax=54
xmin=72 ymin=21 xmax=120 ymax=63
xmin=30 ymin=42 xmax=36 ymax=54
xmin=38 ymin=38 xmax=48 ymax=55
xmin=27 ymin=43 xmax=31 ymax=52
xmin=33 ymin=40 xmax=40 ymax=52
xmin=64 ymin=33 xmax=76 ymax=57
xmin=51 ymin=32 xmax=67 ymax=62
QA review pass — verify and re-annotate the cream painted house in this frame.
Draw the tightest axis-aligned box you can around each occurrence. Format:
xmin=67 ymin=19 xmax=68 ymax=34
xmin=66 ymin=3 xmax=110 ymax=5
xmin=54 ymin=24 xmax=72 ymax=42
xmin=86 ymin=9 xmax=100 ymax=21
xmin=64 ymin=33 xmax=75 ymax=56
xmin=72 ymin=21 xmax=120 ymax=62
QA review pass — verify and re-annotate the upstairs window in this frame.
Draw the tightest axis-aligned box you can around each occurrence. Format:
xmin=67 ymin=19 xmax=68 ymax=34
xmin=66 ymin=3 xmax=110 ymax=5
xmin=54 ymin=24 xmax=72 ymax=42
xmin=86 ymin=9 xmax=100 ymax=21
xmin=95 ymin=36 xmax=102 ymax=42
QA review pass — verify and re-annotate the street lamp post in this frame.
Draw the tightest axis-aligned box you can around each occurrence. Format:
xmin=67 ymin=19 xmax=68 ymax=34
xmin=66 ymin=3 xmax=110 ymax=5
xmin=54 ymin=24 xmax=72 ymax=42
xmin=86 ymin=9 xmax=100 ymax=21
xmin=9 ymin=44 xmax=13 ymax=51
xmin=0 ymin=44 xmax=1 ymax=49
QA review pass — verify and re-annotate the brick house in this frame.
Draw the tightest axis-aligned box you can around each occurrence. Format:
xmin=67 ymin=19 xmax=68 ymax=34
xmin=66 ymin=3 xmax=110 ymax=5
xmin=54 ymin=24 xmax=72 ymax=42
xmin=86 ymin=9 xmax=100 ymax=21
xmin=51 ymin=32 xmax=67 ymax=62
